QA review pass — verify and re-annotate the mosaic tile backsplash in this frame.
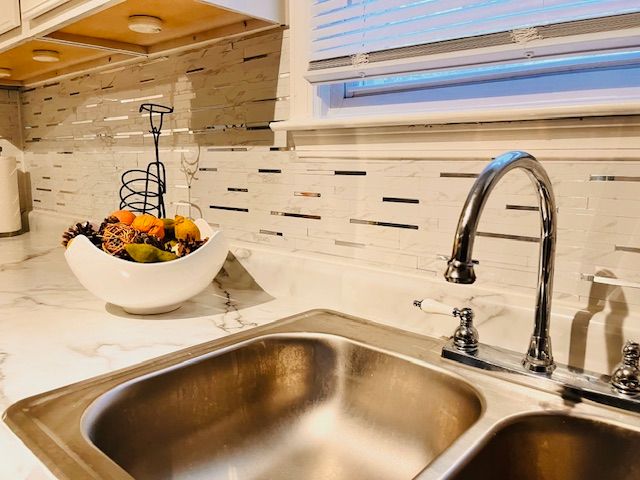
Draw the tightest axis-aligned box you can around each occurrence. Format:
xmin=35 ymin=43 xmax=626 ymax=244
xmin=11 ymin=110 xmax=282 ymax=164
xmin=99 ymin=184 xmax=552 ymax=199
xmin=7 ymin=28 xmax=640 ymax=314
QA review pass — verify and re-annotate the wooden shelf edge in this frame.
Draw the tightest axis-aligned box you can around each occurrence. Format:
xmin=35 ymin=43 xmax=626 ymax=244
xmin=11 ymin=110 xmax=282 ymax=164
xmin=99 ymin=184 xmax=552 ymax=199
xmin=41 ymin=31 xmax=148 ymax=56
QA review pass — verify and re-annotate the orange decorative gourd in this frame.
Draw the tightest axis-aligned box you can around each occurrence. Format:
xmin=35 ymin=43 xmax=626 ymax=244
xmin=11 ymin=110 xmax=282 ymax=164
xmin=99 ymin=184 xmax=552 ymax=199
xmin=148 ymin=221 xmax=165 ymax=240
xmin=174 ymin=215 xmax=201 ymax=241
xmin=110 ymin=210 xmax=136 ymax=225
xmin=131 ymin=214 xmax=165 ymax=240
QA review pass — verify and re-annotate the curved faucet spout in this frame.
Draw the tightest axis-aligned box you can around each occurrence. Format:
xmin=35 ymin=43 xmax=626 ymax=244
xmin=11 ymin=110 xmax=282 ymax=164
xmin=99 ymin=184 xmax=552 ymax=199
xmin=445 ymin=151 xmax=557 ymax=373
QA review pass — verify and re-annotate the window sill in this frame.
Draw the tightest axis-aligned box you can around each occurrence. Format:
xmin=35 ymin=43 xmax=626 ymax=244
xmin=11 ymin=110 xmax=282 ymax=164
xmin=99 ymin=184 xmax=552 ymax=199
xmin=271 ymin=101 xmax=640 ymax=132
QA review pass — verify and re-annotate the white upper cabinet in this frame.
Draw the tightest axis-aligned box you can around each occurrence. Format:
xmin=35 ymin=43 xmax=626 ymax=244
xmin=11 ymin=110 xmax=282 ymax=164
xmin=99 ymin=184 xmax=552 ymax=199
xmin=0 ymin=0 xmax=21 ymax=35
xmin=199 ymin=0 xmax=284 ymax=24
xmin=20 ymin=0 xmax=71 ymax=19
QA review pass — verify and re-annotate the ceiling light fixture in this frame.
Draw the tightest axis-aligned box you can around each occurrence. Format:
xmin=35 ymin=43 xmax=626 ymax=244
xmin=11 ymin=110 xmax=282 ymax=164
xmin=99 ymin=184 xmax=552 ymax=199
xmin=32 ymin=50 xmax=60 ymax=63
xmin=128 ymin=15 xmax=163 ymax=34
xmin=0 ymin=68 xmax=12 ymax=78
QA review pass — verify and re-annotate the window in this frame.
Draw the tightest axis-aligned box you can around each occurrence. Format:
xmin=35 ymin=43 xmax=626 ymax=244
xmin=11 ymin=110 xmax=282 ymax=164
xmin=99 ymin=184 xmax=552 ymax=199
xmin=306 ymin=1 xmax=640 ymax=121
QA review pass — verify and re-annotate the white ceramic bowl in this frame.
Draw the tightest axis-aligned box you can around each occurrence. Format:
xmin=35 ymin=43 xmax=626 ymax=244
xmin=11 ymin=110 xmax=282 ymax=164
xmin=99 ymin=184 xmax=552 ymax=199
xmin=65 ymin=219 xmax=228 ymax=314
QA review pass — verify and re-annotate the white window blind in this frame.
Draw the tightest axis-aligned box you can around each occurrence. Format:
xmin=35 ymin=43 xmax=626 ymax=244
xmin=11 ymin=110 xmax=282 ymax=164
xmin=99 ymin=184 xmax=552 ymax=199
xmin=308 ymin=0 xmax=640 ymax=82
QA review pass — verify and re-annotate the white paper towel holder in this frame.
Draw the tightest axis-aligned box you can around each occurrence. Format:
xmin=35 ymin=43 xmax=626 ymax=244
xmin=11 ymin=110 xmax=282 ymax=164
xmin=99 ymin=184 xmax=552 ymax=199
xmin=0 ymin=148 xmax=23 ymax=236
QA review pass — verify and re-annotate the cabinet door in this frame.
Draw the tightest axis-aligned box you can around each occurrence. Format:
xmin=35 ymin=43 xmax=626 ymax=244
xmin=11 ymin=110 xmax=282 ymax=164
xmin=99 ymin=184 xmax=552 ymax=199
xmin=0 ymin=0 xmax=21 ymax=35
xmin=20 ymin=0 xmax=71 ymax=20
xmin=200 ymin=0 xmax=284 ymax=24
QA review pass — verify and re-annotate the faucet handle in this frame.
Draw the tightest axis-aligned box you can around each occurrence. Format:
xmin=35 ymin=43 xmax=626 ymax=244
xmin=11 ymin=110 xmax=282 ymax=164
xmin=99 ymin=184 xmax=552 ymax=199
xmin=452 ymin=307 xmax=479 ymax=354
xmin=611 ymin=341 xmax=640 ymax=396
xmin=413 ymin=298 xmax=455 ymax=316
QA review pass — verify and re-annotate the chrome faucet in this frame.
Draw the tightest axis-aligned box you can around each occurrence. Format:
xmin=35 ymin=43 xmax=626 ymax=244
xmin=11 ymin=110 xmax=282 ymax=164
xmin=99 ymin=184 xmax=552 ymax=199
xmin=426 ymin=151 xmax=640 ymax=412
xmin=444 ymin=150 xmax=557 ymax=373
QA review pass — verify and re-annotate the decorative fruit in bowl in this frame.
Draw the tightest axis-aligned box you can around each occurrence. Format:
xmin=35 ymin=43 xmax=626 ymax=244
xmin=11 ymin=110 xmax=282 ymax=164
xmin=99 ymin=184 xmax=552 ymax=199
xmin=63 ymin=211 xmax=228 ymax=314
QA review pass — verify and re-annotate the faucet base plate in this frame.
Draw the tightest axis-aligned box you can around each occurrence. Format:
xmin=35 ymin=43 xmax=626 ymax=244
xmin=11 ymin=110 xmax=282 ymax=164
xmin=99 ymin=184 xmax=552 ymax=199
xmin=442 ymin=339 xmax=640 ymax=413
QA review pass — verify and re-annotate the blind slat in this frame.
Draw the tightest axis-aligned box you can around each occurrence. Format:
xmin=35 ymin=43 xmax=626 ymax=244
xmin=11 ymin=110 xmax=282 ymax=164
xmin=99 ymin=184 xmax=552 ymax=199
xmin=310 ymin=0 xmax=640 ymax=63
xmin=312 ymin=0 xmax=354 ymax=17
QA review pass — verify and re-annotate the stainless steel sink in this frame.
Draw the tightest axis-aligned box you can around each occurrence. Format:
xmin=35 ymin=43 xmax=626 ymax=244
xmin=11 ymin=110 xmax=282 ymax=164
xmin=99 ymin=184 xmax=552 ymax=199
xmin=4 ymin=310 xmax=482 ymax=480
xmin=449 ymin=413 xmax=640 ymax=480
xmin=8 ymin=309 xmax=640 ymax=480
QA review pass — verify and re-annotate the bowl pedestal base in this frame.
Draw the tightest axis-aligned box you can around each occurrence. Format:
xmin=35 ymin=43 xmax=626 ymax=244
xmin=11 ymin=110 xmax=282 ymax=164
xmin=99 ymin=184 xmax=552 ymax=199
xmin=122 ymin=303 xmax=182 ymax=315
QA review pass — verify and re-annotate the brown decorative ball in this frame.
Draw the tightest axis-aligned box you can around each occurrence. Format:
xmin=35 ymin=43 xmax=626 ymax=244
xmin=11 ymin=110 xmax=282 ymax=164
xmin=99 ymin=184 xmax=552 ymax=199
xmin=101 ymin=223 xmax=139 ymax=257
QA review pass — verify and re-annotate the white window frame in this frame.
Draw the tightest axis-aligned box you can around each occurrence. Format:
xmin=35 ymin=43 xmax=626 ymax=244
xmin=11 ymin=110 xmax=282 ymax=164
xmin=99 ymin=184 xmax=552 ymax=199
xmin=275 ymin=2 xmax=640 ymax=132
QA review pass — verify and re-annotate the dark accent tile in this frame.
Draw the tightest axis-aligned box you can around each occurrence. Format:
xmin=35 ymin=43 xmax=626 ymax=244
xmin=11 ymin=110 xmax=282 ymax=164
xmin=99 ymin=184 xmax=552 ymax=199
xmin=271 ymin=211 xmax=321 ymax=220
xmin=383 ymin=197 xmax=419 ymax=204
xmin=440 ymin=172 xmax=479 ymax=178
xmin=590 ymin=175 xmax=640 ymax=182
xmin=477 ymin=231 xmax=539 ymax=242
xmin=260 ymin=229 xmax=283 ymax=236
xmin=505 ymin=204 xmax=539 ymax=211
xmin=210 ymin=205 xmax=249 ymax=212
xmin=244 ymin=53 xmax=268 ymax=62
xmin=615 ymin=245 xmax=640 ymax=253
xmin=350 ymin=219 xmax=418 ymax=230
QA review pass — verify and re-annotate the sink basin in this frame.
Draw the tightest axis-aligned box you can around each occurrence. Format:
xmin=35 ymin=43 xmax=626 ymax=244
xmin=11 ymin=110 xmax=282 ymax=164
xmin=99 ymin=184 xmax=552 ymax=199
xmin=85 ymin=335 xmax=481 ymax=479
xmin=449 ymin=413 xmax=640 ymax=480
xmin=4 ymin=310 xmax=482 ymax=480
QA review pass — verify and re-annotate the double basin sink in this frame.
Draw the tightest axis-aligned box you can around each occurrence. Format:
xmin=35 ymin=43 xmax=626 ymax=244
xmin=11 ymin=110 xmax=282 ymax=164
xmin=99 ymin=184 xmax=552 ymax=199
xmin=4 ymin=310 xmax=640 ymax=479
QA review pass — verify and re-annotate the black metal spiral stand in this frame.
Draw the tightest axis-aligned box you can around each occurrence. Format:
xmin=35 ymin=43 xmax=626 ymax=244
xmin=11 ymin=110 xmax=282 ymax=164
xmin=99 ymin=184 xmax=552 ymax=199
xmin=119 ymin=103 xmax=174 ymax=217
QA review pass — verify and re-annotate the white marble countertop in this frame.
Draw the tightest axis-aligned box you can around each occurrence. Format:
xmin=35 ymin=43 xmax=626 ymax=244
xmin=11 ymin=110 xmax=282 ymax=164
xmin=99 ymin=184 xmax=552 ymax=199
xmin=2 ymin=212 xmax=640 ymax=479
xmin=0 ymin=214 xmax=315 ymax=479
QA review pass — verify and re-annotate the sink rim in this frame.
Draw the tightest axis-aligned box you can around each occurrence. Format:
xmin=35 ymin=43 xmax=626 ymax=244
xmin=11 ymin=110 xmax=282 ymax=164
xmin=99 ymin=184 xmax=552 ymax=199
xmin=4 ymin=308 xmax=640 ymax=480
